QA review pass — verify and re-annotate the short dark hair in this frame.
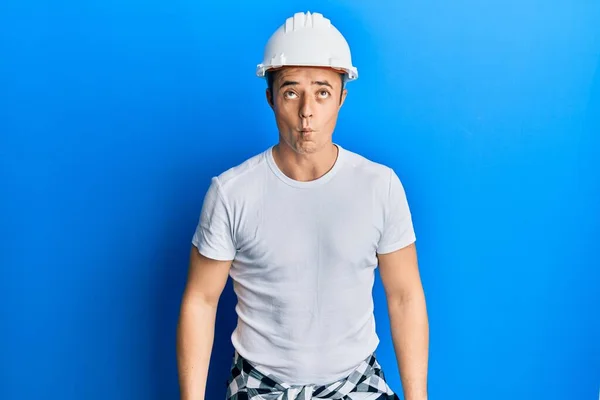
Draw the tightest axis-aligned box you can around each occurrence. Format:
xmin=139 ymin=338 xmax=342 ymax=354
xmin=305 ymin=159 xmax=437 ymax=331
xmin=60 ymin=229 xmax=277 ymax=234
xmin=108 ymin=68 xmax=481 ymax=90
xmin=266 ymin=69 xmax=346 ymax=102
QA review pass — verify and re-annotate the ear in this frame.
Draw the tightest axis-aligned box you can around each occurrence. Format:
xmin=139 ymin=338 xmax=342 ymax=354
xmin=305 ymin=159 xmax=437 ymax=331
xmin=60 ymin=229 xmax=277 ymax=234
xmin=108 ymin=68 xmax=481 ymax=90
xmin=266 ymin=88 xmax=274 ymax=110
xmin=339 ymin=88 xmax=348 ymax=108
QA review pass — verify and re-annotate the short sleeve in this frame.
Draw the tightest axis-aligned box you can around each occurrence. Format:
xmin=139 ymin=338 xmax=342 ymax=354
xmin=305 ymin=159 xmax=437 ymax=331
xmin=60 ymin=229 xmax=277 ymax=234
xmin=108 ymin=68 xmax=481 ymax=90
xmin=191 ymin=177 xmax=236 ymax=261
xmin=376 ymin=168 xmax=416 ymax=254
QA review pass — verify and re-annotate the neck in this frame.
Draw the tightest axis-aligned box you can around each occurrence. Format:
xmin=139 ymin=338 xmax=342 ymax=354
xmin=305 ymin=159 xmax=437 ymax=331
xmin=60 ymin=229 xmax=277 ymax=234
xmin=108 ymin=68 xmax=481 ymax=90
xmin=272 ymin=142 xmax=339 ymax=182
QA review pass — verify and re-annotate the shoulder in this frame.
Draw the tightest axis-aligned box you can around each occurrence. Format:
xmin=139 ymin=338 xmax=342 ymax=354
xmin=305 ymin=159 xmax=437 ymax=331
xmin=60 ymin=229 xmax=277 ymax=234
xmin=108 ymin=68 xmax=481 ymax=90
xmin=210 ymin=147 xmax=271 ymax=198
xmin=342 ymin=147 xmax=390 ymax=172
xmin=340 ymin=145 xmax=398 ymax=188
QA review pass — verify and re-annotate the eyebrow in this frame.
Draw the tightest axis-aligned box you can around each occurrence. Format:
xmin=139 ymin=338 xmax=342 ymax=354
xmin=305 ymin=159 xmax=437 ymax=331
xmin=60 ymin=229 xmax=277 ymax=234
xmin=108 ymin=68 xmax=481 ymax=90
xmin=279 ymin=80 xmax=299 ymax=89
xmin=313 ymin=80 xmax=333 ymax=88
xmin=279 ymin=80 xmax=334 ymax=90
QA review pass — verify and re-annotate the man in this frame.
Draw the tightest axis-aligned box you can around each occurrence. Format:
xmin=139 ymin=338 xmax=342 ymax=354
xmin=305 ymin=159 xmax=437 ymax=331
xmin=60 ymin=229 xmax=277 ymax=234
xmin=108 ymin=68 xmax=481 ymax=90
xmin=177 ymin=11 xmax=429 ymax=400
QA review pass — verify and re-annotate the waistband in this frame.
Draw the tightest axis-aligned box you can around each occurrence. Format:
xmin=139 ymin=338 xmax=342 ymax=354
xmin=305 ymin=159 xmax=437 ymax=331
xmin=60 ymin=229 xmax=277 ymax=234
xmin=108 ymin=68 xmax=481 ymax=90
xmin=225 ymin=351 xmax=398 ymax=399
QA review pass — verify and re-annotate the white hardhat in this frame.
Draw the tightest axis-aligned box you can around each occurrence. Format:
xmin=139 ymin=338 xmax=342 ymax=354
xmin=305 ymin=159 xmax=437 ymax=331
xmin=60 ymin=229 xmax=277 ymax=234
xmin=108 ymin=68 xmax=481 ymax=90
xmin=256 ymin=11 xmax=358 ymax=82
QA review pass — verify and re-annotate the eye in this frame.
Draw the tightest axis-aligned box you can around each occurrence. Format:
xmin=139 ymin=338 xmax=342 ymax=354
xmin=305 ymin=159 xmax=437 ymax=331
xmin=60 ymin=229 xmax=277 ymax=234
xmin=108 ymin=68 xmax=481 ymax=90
xmin=284 ymin=91 xmax=298 ymax=99
xmin=318 ymin=90 xmax=330 ymax=98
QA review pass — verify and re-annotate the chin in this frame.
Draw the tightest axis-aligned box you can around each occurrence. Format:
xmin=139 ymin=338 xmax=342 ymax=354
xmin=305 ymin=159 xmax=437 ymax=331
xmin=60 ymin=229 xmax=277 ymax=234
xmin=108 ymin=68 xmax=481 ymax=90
xmin=294 ymin=141 xmax=320 ymax=154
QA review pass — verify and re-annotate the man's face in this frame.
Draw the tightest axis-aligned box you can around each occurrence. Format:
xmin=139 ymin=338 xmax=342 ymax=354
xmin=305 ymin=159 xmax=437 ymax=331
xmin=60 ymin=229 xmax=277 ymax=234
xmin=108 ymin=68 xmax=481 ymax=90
xmin=267 ymin=66 xmax=347 ymax=155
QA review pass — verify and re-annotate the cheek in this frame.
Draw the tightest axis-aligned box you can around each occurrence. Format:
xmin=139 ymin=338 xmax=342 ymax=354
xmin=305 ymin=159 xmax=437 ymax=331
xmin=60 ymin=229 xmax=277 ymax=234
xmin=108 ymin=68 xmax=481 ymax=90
xmin=274 ymin=111 xmax=298 ymax=132
xmin=319 ymin=103 xmax=340 ymax=122
xmin=275 ymin=105 xmax=299 ymax=123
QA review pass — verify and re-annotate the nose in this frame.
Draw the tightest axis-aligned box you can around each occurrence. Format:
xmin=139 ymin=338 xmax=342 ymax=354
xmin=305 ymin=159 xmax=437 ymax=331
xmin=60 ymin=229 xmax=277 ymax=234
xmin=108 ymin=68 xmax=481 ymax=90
xmin=299 ymin=96 xmax=314 ymax=119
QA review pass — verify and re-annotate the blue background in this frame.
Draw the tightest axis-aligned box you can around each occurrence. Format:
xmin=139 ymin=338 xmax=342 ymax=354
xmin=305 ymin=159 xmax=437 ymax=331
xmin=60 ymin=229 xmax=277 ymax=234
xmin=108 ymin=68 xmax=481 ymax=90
xmin=1 ymin=1 xmax=599 ymax=399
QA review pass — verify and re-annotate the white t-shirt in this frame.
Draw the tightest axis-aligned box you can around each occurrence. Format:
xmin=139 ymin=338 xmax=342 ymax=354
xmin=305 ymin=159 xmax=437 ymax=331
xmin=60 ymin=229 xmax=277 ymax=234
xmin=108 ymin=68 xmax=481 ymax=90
xmin=192 ymin=143 xmax=416 ymax=385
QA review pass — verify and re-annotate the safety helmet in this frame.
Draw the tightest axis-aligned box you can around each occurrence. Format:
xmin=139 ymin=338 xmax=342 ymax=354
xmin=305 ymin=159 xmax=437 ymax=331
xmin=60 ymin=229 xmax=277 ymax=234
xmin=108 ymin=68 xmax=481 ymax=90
xmin=256 ymin=11 xmax=359 ymax=82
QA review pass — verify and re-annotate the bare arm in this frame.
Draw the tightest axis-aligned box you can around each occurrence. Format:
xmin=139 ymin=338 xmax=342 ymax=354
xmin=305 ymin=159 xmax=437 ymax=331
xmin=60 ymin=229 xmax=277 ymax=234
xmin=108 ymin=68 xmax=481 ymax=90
xmin=176 ymin=245 xmax=232 ymax=400
xmin=378 ymin=243 xmax=429 ymax=400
